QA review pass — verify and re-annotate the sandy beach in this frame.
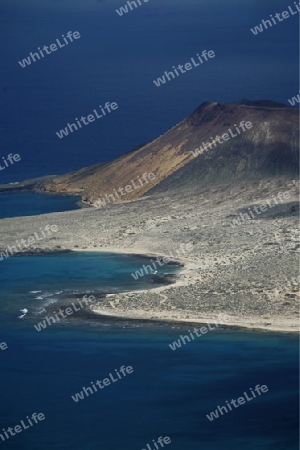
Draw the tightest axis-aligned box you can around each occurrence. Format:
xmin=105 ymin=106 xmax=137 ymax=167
xmin=1 ymin=178 xmax=298 ymax=334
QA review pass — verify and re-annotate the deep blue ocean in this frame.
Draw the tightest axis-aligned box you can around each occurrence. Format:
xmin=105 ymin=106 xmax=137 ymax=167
xmin=0 ymin=253 xmax=298 ymax=450
xmin=0 ymin=252 xmax=299 ymax=450
xmin=0 ymin=0 xmax=298 ymax=183
xmin=0 ymin=0 xmax=299 ymax=448
xmin=0 ymin=192 xmax=81 ymax=218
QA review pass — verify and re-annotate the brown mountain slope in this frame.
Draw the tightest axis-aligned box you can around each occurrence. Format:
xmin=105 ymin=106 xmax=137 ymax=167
xmin=42 ymin=100 xmax=299 ymax=205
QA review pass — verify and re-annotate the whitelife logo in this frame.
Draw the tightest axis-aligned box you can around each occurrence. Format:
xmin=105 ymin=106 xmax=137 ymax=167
xmin=153 ymin=50 xmax=215 ymax=87
xmin=71 ymin=365 xmax=134 ymax=403
xmin=18 ymin=31 xmax=81 ymax=68
xmin=131 ymin=244 xmax=193 ymax=280
xmin=141 ymin=435 xmax=171 ymax=450
xmin=0 ymin=225 xmax=58 ymax=262
xmin=250 ymin=3 xmax=300 ymax=35
xmin=56 ymin=102 xmax=118 ymax=139
xmin=0 ymin=413 xmax=45 ymax=443
xmin=94 ymin=172 xmax=156 ymax=208
xmin=288 ymin=91 xmax=300 ymax=106
xmin=206 ymin=385 xmax=269 ymax=421
xmin=116 ymin=0 xmax=149 ymax=16
xmin=0 ymin=153 xmax=21 ymax=171
xmin=169 ymin=314 xmax=230 ymax=351
xmin=190 ymin=121 xmax=253 ymax=158
xmin=229 ymin=190 xmax=291 ymax=228
xmin=34 ymin=295 xmax=96 ymax=332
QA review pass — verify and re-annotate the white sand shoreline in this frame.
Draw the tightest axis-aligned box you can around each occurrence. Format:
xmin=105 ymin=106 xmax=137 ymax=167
xmin=72 ymin=247 xmax=299 ymax=334
xmin=91 ymin=307 xmax=299 ymax=334
xmin=0 ymin=182 xmax=298 ymax=335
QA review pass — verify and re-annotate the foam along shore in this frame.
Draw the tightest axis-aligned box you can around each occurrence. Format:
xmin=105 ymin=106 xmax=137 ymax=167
xmin=73 ymin=248 xmax=299 ymax=334
xmin=91 ymin=300 xmax=299 ymax=333
xmin=0 ymin=179 xmax=298 ymax=334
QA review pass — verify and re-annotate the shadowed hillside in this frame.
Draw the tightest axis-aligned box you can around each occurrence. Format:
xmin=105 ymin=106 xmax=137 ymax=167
xmin=148 ymin=100 xmax=299 ymax=197
xmin=2 ymin=100 xmax=298 ymax=205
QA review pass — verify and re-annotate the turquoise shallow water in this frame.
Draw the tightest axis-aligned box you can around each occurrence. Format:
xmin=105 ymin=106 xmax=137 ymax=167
xmin=0 ymin=252 xmax=298 ymax=450
xmin=0 ymin=252 xmax=179 ymax=320
xmin=0 ymin=0 xmax=298 ymax=446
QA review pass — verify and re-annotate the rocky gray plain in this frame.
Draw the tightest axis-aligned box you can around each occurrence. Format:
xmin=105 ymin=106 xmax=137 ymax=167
xmin=1 ymin=177 xmax=298 ymax=333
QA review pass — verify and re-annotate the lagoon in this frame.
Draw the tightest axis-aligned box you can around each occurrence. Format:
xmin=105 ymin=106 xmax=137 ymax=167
xmin=0 ymin=251 xmax=298 ymax=450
